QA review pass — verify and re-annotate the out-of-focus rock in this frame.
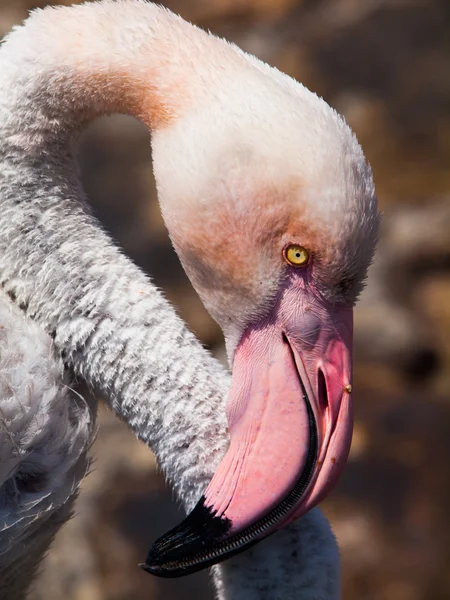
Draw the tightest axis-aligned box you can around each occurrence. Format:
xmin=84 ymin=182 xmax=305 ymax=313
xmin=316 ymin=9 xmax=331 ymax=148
xmin=356 ymin=199 xmax=450 ymax=380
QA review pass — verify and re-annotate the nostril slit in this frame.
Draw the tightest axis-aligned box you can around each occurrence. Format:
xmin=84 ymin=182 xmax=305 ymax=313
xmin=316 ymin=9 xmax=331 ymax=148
xmin=317 ymin=369 xmax=328 ymax=415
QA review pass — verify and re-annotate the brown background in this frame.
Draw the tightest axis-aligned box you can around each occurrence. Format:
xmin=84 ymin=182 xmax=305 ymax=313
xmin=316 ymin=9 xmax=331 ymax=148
xmin=1 ymin=1 xmax=449 ymax=599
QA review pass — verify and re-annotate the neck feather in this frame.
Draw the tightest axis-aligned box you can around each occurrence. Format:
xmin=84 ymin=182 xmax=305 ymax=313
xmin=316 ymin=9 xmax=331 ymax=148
xmin=0 ymin=0 xmax=231 ymax=507
xmin=0 ymin=0 xmax=241 ymax=141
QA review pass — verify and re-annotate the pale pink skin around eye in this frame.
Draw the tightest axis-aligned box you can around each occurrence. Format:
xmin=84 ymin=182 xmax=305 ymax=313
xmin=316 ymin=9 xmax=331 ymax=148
xmin=204 ymin=268 xmax=354 ymax=534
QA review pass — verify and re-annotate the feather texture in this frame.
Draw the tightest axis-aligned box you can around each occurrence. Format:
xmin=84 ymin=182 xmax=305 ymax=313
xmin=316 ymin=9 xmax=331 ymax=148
xmin=0 ymin=291 xmax=92 ymax=599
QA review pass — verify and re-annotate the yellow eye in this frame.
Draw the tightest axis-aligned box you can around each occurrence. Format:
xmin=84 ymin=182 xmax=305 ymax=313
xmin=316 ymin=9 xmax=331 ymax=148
xmin=284 ymin=244 xmax=310 ymax=267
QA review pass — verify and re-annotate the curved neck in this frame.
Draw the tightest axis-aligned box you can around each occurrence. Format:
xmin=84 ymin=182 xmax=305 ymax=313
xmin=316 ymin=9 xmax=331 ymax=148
xmin=0 ymin=0 xmax=231 ymax=501
xmin=0 ymin=1 xmax=223 ymax=143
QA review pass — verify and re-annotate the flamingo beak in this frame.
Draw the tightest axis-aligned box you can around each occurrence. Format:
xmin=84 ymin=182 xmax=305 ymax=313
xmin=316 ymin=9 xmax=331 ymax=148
xmin=142 ymin=285 xmax=353 ymax=577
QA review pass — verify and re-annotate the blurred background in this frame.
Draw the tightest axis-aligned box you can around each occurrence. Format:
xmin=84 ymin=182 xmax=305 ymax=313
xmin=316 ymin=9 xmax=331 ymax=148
xmin=1 ymin=0 xmax=449 ymax=598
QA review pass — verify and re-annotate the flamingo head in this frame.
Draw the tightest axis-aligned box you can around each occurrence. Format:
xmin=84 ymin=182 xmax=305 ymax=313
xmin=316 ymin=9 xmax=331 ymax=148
xmin=143 ymin=50 xmax=379 ymax=576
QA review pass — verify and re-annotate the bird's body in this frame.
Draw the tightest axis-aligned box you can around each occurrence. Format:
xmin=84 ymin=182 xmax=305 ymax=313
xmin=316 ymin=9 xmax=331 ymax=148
xmin=0 ymin=1 xmax=378 ymax=597
xmin=0 ymin=291 xmax=91 ymax=598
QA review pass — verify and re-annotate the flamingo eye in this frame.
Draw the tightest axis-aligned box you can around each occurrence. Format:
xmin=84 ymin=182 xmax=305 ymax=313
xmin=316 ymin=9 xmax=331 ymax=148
xmin=284 ymin=244 xmax=310 ymax=267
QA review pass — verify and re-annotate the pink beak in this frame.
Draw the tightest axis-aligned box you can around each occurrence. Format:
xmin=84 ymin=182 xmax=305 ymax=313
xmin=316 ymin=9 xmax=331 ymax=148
xmin=143 ymin=282 xmax=353 ymax=577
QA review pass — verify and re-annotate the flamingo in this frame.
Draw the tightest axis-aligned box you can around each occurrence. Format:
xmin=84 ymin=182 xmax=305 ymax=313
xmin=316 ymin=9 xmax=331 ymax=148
xmin=0 ymin=1 xmax=379 ymax=598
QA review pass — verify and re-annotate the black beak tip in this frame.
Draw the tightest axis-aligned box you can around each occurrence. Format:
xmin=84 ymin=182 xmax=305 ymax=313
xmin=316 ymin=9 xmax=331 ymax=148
xmin=139 ymin=562 xmax=154 ymax=574
xmin=140 ymin=548 xmax=176 ymax=577
xmin=140 ymin=545 xmax=171 ymax=576
xmin=139 ymin=496 xmax=233 ymax=578
xmin=140 ymin=560 xmax=198 ymax=579
xmin=140 ymin=382 xmax=318 ymax=579
xmin=139 ymin=561 xmax=170 ymax=577
xmin=140 ymin=548 xmax=206 ymax=578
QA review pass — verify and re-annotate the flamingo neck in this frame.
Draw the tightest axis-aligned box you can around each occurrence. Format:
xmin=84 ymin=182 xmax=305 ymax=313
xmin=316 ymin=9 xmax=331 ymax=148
xmin=0 ymin=0 xmax=240 ymax=144
xmin=0 ymin=0 xmax=230 ymax=481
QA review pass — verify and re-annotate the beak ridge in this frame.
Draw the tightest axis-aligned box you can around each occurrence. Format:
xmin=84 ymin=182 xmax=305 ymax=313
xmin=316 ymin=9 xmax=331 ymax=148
xmin=143 ymin=290 xmax=353 ymax=577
